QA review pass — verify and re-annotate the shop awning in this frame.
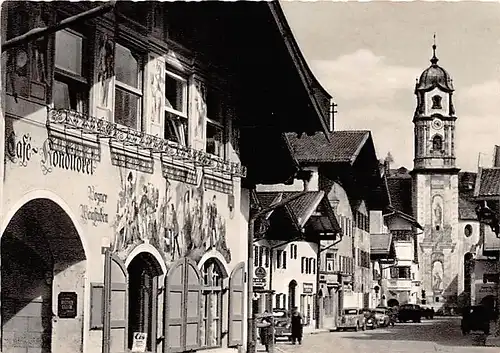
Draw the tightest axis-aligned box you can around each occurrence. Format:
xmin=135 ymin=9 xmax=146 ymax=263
xmin=483 ymin=227 xmax=500 ymax=255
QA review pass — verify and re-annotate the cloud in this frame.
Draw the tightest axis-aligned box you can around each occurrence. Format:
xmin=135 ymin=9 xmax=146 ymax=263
xmin=308 ymin=49 xmax=500 ymax=171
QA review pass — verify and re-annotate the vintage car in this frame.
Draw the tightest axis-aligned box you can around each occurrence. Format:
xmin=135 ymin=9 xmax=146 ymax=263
xmin=421 ymin=306 xmax=435 ymax=319
xmin=272 ymin=309 xmax=292 ymax=340
xmin=373 ymin=308 xmax=391 ymax=327
xmin=338 ymin=308 xmax=366 ymax=331
xmin=461 ymin=305 xmax=491 ymax=336
xmin=398 ymin=304 xmax=422 ymax=323
xmin=362 ymin=309 xmax=378 ymax=329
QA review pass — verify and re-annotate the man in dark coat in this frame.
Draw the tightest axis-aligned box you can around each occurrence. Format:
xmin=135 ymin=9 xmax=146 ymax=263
xmin=290 ymin=306 xmax=303 ymax=345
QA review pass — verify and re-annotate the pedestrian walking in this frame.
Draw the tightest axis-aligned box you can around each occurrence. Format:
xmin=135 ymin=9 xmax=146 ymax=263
xmin=257 ymin=310 xmax=273 ymax=352
xmin=290 ymin=306 xmax=303 ymax=345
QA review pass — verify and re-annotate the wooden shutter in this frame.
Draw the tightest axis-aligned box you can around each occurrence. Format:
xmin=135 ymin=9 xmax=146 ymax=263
xmin=228 ymin=261 xmax=245 ymax=347
xmin=103 ymin=251 xmax=128 ymax=353
xmin=184 ymin=259 xmax=202 ymax=350
xmin=164 ymin=259 xmax=185 ymax=353
xmin=164 ymin=258 xmax=202 ymax=353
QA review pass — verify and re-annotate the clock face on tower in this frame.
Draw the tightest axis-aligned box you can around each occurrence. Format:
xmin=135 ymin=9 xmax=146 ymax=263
xmin=432 ymin=118 xmax=443 ymax=130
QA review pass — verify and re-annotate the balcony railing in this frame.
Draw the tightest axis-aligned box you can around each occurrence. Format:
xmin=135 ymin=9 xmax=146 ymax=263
xmin=47 ymin=108 xmax=247 ymax=178
xmin=385 ymin=278 xmax=412 ymax=290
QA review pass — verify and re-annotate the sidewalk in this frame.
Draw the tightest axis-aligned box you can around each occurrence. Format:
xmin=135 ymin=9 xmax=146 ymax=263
xmin=303 ymin=327 xmax=334 ymax=335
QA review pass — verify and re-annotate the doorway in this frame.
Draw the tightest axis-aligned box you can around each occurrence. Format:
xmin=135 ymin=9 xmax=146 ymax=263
xmin=2 ymin=198 xmax=86 ymax=353
xmin=288 ymin=280 xmax=297 ymax=312
xmin=128 ymin=252 xmax=162 ymax=352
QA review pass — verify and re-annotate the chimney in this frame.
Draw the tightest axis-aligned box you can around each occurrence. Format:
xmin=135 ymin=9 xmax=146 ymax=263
xmin=494 ymin=145 xmax=500 ymax=167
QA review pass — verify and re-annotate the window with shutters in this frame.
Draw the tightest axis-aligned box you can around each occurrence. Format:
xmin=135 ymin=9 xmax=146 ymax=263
xmin=201 ymin=259 xmax=223 ymax=348
xmin=301 ymin=257 xmax=306 ymax=274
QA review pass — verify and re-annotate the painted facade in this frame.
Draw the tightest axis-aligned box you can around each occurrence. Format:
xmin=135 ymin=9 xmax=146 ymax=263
xmin=1 ymin=3 xmax=260 ymax=353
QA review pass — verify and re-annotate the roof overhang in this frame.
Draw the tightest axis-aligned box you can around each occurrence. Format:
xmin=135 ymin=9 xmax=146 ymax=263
xmin=370 ymin=233 xmax=396 ymax=260
xmin=384 ymin=207 xmax=423 ymax=230
xmin=255 ymin=191 xmax=341 ymax=241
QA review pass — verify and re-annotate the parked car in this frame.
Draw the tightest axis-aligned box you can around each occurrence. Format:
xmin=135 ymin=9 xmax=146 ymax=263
xmin=338 ymin=308 xmax=366 ymax=331
xmin=362 ymin=309 xmax=378 ymax=329
xmin=398 ymin=304 xmax=422 ymax=323
xmin=421 ymin=306 xmax=435 ymax=319
xmin=461 ymin=305 xmax=491 ymax=336
xmin=373 ymin=308 xmax=391 ymax=327
xmin=272 ymin=309 xmax=292 ymax=340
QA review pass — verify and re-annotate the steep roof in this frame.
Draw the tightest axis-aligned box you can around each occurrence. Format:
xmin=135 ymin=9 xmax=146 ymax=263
xmin=475 ymin=168 xmax=500 ymax=198
xmin=386 ymin=173 xmax=413 ymax=215
xmin=285 ymin=131 xmax=370 ymax=164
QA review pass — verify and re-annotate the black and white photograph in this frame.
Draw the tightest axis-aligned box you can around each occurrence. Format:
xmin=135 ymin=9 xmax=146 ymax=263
xmin=0 ymin=1 xmax=500 ymax=353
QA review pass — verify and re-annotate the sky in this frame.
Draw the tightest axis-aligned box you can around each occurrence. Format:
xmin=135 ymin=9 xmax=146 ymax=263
xmin=281 ymin=1 xmax=500 ymax=172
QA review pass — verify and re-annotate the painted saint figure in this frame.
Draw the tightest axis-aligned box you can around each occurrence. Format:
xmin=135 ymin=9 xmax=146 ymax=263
xmin=97 ymin=34 xmax=114 ymax=108
xmin=434 ymin=201 xmax=443 ymax=229
xmin=151 ymin=60 xmax=164 ymax=123
xmin=432 ymin=260 xmax=444 ymax=292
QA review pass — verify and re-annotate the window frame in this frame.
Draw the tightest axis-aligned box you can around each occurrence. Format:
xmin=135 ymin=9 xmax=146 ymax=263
xmin=201 ymin=260 xmax=223 ymax=349
xmin=205 ymin=85 xmax=227 ymax=159
xmin=52 ymin=28 xmax=89 ymax=113
xmin=164 ymin=69 xmax=189 ymax=146
xmin=114 ymin=42 xmax=144 ymax=131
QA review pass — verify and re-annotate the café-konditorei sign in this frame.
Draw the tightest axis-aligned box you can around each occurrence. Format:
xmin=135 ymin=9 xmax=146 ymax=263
xmin=6 ymin=130 xmax=96 ymax=175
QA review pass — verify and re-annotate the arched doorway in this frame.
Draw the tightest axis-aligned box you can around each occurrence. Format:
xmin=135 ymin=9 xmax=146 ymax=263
xmin=387 ymin=298 xmax=399 ymax=308
xmin=480 ymin=295 xmax=496 ymax=313
xmin=2 ymin=198 xmax=86 ymax=353
xmin=288 ymin=280 xmax=297 ymax=312
xmin=127 ymin=252 xmax=163 ymax=352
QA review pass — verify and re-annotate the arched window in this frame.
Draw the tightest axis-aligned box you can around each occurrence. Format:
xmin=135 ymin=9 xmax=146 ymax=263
xmin=201 ymin=259 xmax=223 ymax=348
xmin=432 ymin=95 xmax=442 ymax=109
xmin=432 ymin=135 xmax=443 ymax=151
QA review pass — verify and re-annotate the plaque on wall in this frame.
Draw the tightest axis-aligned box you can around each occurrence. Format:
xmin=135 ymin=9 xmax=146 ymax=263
xmin=58 ymin=292 xmax=78 ymax=318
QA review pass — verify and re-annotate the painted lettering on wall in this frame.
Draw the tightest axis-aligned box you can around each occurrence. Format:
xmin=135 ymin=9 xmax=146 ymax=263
xmin=40 ymin=139 xmax=95 ymax=175
xmin=6 ymin=131 xmax=39 ymax=167
xmin=6 ymin=130 xmax=96 ymax=175
xmin=80 ymin=185 xmax=109 ymax=226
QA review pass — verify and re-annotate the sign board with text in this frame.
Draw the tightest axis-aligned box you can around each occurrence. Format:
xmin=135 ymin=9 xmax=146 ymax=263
xmin=131 ymin=332 xmax=148 ymax=352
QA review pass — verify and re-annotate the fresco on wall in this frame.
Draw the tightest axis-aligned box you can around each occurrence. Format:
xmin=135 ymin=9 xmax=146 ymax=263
xmin=96 ymin=32 xmax=114 ymax=109
xmin=432 ymin=260 xmax=444 ymax=293
xmin=150 ymin=58 xmax=165 ymax=124
xmin=31 ymin=3 xmax=49 ymax=84
xmin=194 ymin=79 xmax=207 ymax=141
xmin=113 ymin=169 xmax=231 ymax=264
xmin=432 ymin=195 xmax=444 ymax=230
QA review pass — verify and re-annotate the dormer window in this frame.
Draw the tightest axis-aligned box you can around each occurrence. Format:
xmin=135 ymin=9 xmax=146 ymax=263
xmin=432 ymin=95 xmax=442 ymax=109
xmin=432 ymin=135 xmax=443 ymax=151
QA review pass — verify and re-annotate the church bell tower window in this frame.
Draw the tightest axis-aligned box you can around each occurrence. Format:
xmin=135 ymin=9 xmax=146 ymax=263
xmin=431 ymin=95 xmax=442 ymax=109
xmin=432 ymin=135 xmax=443 ymax=151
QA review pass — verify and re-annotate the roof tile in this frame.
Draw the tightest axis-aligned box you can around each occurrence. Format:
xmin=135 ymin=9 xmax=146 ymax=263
xmin=370 ymin=233 xmax=393 ymax=254
xmin=386 ymin=177 xmax=413 ymax=215
xmin=478 ymin=168 xmax=500 ymax=197
xmin=285 ymin=130 xmax=370 ymax=163
xmin=458 ymin=172 xmax=478 ymax=220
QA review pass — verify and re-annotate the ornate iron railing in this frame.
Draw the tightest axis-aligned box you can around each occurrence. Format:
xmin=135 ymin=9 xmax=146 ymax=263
xmin=47 ymin=108 xmax=247 ymax=178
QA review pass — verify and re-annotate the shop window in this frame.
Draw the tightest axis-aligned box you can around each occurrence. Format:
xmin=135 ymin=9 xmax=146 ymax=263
xmin=53 ymin=29 xmax=88 ymax=113
xmin=206 ymin=88 xmax=226 ymax=157
xmin=128 ymin=253 xmax=161 ymax=352
xmin=201 ymin=259 xmax=223 ymax=348
xmin=164 ymin=70 xmax=188 ymax=145
xmin=115 ymin=43 xmax=142 ymax=130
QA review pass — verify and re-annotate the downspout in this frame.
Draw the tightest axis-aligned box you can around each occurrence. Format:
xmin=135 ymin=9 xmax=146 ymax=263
xmin=247 ymin=189 xmax=310 ymax=353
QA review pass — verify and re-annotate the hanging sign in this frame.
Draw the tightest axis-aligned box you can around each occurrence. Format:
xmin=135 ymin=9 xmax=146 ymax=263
xmin=131 ymin=332 xmax=148 ymax=352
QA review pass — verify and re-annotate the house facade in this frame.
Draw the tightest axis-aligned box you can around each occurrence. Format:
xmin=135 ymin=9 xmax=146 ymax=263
xmin=1 ymin=2 xmax=333 ymax=353
xmin=285 ymin=130 xmax=388 ymax=330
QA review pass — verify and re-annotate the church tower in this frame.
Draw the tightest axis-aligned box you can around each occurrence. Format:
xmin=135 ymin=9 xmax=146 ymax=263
xmin=412 ymin=40 xmax=461 ymax=308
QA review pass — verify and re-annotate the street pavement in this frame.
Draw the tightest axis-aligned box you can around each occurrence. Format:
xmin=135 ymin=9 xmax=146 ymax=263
xmin=274 ymin=317 xmax=500 ymax=353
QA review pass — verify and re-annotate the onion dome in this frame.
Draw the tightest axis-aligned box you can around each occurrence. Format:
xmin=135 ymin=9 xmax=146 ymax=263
xmin=415 ymin=43 xmax=454 ymax=92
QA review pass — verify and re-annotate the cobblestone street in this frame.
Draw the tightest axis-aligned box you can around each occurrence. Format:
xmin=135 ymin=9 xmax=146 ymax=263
xmin=275 ymin=318 xmax=500 ymax=353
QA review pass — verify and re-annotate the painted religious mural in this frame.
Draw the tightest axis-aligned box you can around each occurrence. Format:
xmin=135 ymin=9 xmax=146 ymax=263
xmin=112 ymin=168 xmax=232 ymax=264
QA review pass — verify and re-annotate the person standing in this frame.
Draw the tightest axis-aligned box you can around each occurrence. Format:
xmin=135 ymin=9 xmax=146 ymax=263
xmin=290 ymin=306 xmax=303 ymax=345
